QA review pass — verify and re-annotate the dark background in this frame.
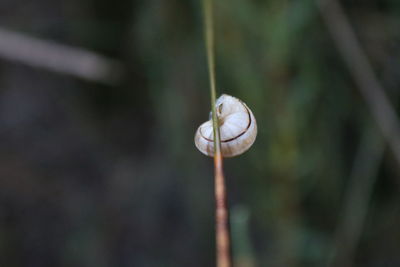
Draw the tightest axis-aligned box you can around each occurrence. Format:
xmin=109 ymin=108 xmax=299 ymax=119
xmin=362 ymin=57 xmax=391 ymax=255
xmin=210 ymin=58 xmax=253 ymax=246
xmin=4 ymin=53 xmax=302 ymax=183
xmin=0 ymin=0 xmax=400 ymax=266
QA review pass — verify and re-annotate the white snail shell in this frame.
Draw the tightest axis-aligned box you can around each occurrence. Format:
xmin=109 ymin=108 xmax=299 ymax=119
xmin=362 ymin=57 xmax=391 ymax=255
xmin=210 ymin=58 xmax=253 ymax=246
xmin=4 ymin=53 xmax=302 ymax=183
xmin=194 ymin=94 xmax=257 ymax=157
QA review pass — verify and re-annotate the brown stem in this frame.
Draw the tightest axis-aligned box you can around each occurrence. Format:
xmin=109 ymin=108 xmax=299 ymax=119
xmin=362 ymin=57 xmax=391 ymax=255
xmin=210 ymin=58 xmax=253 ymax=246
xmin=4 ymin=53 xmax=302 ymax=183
xmin=214 ymin=153 xmax=231 ymax=267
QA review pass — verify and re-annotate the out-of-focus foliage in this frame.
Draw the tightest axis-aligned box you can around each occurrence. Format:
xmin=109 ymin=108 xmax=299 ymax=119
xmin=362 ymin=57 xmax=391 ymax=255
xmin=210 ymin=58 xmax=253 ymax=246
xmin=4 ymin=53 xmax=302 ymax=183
xmin=0 ymin=0 xmax=400 ymax=266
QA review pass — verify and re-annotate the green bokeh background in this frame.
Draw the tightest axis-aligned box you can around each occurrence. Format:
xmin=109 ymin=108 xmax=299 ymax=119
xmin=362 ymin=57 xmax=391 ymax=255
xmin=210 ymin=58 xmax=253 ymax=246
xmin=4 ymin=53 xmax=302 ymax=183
xmin=1 ymin=0 xmax=399 ymax=266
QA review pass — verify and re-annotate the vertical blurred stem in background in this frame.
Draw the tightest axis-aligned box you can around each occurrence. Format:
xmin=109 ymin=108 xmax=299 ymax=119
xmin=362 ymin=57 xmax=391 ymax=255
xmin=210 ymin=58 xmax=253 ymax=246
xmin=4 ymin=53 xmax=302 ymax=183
xmin=203 ymin=0 xmax=231 ymax=266
xmin=266 ymin=1 xmax=302 ymax=266
xmin=231 ymin=206 xmax=256 ymax=267
xmin=317 ymin=0 xmax=400 ymax=166
xmin=328 ymin=128 xmax=384 ymax=267
xmin=318 ymin=0 xmax=400 ymax=265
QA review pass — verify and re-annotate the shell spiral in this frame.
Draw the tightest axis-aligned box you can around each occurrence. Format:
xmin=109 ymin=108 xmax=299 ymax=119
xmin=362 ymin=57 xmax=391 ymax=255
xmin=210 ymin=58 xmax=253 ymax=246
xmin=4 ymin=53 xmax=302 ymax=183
xmin=194 ymin=94 xmax=257 ymax=157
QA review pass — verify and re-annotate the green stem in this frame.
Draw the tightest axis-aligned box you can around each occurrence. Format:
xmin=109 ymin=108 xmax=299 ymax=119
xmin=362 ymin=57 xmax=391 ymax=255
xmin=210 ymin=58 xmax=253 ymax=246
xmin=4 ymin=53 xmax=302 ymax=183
xmin=202 ymin=1 xmax=231 ymax=267
xmin=203 ymin=0 xmax=221 ymax=153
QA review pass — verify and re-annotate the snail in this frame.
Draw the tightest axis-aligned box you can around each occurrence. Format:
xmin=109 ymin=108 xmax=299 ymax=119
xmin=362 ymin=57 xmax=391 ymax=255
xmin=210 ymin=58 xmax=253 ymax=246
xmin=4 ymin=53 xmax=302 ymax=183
xmin=194 ymin=94 xmax=257 ymax=157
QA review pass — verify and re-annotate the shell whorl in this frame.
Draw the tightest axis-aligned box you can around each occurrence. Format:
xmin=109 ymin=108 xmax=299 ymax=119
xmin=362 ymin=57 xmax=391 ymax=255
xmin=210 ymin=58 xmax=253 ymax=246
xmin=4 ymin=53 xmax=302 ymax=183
xmin=194 ymin=94 xmax=257 ymax=157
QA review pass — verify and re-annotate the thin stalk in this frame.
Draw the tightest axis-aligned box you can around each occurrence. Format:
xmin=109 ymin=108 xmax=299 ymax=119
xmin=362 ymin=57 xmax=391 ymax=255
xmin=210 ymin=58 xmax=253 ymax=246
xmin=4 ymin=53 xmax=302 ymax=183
xmin=203 ymin=0 xmax=232 ymax=266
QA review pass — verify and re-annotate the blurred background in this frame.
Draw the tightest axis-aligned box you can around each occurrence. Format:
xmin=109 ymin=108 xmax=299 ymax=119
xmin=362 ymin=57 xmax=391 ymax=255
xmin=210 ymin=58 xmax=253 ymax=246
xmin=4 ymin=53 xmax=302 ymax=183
xmin=1 ymin=0 xmax=400 ymax=266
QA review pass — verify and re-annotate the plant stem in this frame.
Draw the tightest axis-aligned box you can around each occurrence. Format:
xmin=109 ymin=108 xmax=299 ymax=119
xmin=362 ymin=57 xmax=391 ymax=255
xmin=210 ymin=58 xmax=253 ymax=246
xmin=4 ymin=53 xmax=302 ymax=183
xmin=214 ymin=152 xmax=230 ymax=267
xmin=203 ymin=0 xmax=231 ymax=266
